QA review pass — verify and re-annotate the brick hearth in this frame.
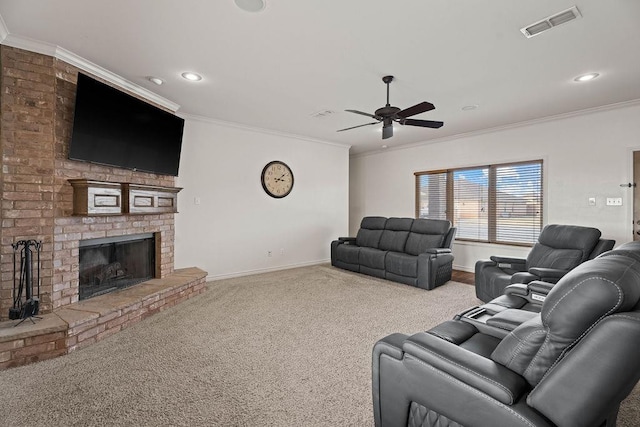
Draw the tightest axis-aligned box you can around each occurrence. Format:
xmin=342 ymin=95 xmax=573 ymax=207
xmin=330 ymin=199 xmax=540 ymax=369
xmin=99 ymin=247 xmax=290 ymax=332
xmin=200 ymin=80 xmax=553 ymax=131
xmin=0 ymin=46 xmax=205 ymax=369
xmin=0 ymin=268 xmax=206 ymax=370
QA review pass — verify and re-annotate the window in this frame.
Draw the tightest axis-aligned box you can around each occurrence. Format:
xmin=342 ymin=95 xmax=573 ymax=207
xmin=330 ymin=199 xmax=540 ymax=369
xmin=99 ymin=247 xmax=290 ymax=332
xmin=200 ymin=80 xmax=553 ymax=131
xmin=415 ymin=160 xmax=543 ymax=246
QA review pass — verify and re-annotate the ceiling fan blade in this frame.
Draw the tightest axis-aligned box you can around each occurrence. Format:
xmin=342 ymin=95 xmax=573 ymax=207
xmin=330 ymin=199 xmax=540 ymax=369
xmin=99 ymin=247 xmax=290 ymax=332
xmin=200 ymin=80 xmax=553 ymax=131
xmin=345 ymin=109 xmax=379 ymax=120
xmin=397 ymin=101 xmax=435 ymax=118
xmin=401 ymin=118 xmax=444 ymax=129
xmin=382 ymin=124 xmax=393 ymax=139
xmin=337 ymin=122 xmax=378 ymax=132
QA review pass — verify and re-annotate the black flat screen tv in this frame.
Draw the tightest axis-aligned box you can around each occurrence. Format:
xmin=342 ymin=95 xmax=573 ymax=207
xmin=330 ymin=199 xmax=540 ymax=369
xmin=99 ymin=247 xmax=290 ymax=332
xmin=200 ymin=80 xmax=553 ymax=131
xmin=69 ymin=73 xmax=184 ymax=176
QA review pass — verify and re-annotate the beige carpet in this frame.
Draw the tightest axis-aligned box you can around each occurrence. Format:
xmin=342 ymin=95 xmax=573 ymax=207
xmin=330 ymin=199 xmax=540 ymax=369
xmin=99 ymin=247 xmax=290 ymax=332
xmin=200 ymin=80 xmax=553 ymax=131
xmin=0 ymin=264 xmax=638 ymax=426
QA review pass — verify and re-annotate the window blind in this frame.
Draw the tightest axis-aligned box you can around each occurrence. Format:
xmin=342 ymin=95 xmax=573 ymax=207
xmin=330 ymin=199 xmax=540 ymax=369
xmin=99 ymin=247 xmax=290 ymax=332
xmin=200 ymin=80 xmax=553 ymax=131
xmin=415 ymin=172 xmax=448 ymax=220
xmin=493 ymin=161 xmax=543 ymax=244
xmin=415 ymin=159 xmax=543 ymax=246
xmin=453 ymin=168 xmax=488 ymax=241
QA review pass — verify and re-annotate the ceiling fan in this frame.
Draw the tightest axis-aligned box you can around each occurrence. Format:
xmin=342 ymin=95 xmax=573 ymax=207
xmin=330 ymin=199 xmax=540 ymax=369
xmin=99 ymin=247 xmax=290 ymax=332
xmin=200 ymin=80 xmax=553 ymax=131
xmin=337 ymin=75 xmax=443 ymax=139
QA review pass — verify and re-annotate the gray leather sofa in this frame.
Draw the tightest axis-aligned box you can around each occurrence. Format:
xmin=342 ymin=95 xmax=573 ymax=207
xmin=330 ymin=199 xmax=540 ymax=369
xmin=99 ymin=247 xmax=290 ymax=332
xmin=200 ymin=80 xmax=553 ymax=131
xmin=475 ymin=224 xmax=615 ymax=302
xmin=331 ymin=217 xmax=456 ymax=290
xmin=372 ymin=241 xmax=640 ymax=427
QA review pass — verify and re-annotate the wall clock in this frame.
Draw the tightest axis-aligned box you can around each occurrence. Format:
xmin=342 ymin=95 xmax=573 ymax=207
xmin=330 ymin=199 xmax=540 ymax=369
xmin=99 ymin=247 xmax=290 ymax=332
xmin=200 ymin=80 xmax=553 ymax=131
xmin=261 ymin=160 xmax=294 ymax=198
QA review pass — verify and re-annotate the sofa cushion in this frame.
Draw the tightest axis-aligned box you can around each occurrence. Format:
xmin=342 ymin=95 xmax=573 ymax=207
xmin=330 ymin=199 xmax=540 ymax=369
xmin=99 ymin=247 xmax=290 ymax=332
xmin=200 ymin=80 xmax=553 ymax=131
xmin=360 ymin=247 xmax=387 ymax=270
xmin=527 ymin=248 xmax=586 ymax=271
xmin=386 ymin=252 xmax=418 ymax=277
xmin=335 ymin=244 xmax=360 ymax=265
xmin=527 ymin=224 xmax=601 ymax=270
xmin=537 ymin=224 xmax=601 ymax=252
xmin=355 ymin=216 xmax=387 ymax=248
xmin=405 ymin=219 xmax=451 ymax=256
xmin=379 ymin=218 xmax=413 ymax=252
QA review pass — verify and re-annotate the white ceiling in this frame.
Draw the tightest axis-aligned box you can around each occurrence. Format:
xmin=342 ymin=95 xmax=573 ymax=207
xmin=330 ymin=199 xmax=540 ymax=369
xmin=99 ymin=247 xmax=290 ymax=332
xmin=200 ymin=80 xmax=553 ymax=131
xmin=1 ymin=0 xmax=639 ymax=155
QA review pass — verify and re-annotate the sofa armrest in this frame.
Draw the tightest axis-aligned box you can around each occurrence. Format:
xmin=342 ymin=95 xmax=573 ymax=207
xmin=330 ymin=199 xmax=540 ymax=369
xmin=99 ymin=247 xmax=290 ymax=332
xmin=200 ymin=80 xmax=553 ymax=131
xmin=502 ymin=281 xmax=554 ymax=306
xmin=373 ymin=333 xmax=408 ymax=361
xmin=372 ymin=333 xmax=409 ymax=425
xmin=403 ymin=332 xmax=528 ymax=405
xmin=528 ymin=280 xmax=555 ymax=295
xmin=527 ymin=267 xmax=568 ymax=281
xmin=425 ymin=248 xmax=452 ymax=255
xmin=490 ymin=255 xmax=527 ymax=267
xmin=504 ymin=283 xmax=529 ymax=297
xmin=417 ymin=252 xmax=454 ymax=290
xmin=486 ymin=309 xmax=538 ymax=332
xmin=337 ymin=237 xmax=356 ymax=244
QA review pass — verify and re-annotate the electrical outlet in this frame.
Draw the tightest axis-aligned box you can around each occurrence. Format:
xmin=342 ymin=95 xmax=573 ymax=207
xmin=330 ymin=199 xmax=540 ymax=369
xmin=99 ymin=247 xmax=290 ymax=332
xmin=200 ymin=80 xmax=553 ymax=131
xmin=606 ymin=197 xmax=623 ymax=206
xmin=588 ymin=197 xmax=596 ymax=206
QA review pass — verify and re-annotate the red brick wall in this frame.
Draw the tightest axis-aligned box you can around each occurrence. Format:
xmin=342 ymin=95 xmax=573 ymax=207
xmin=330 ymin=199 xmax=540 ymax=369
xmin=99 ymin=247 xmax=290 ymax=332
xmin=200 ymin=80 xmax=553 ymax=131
xmin=0 ymin=46 xmax=178 ymax=319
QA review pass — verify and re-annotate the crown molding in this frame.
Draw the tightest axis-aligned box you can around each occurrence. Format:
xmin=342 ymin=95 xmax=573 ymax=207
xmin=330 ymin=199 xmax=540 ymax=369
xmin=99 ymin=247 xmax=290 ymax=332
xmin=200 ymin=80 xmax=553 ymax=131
xmin=54 ymin=46 xmax=180 ymax=112
xmin=352 ymin=98 xmax=640 ymax=159
xmin=1 ymin=33 xmax=57 ymax=57
xmin=0 ymin=13 xmax=8 ymax=43
xmin=181 ymin=113 xmax=352 ymax=150
xmin=1 ymin=33 xmax=180 ymax=113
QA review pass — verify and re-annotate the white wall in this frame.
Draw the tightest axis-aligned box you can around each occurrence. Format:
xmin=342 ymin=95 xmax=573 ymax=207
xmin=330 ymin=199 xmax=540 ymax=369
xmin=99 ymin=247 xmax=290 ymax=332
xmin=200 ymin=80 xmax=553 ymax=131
xmin=175 ymin=117 xmax=350 ymax=279
xmin=350 ymin=102 xmax=640 ymax=271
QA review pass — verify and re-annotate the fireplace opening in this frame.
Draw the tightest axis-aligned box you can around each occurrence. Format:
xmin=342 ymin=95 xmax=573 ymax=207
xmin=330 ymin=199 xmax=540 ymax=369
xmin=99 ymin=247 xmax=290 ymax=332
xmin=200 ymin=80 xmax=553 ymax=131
xmin=78 ymin=233 xmax=156 ymax=300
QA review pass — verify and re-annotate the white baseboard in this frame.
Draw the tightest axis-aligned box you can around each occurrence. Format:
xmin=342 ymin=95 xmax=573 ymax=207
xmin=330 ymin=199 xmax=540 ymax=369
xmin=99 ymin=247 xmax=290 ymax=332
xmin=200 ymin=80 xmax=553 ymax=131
xmin=206 ymin=259 xmax=330 ymax=281
xmin=207 ymin=260 xmax=473 ymax=281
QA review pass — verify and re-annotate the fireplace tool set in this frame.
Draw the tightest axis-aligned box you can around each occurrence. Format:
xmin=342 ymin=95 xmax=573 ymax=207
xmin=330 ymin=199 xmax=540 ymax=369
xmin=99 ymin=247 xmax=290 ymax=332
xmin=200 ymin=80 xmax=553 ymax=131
xmin=9 ymin=239 xmax=42 ymax=325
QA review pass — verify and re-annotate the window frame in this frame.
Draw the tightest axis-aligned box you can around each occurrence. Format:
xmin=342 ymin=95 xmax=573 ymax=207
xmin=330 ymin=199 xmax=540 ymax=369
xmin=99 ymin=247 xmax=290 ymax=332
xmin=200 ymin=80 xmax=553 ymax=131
xmin=415 ymin=159 xmax=543 ymax=247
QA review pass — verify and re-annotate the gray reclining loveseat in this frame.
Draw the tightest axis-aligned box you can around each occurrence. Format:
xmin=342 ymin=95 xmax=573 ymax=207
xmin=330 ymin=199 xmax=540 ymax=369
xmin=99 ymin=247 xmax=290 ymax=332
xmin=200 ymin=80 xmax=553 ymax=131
xmin=372 ymin=241 xmax=640 ymax=427
xmin=330 ymin=216 xmax=456 ymax=290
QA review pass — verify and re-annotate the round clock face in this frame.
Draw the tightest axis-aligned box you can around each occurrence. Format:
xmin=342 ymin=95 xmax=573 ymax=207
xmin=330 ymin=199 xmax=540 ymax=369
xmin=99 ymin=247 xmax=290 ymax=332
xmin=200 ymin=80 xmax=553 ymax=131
xmin=261 ymin=161 xmax=294 ymax=198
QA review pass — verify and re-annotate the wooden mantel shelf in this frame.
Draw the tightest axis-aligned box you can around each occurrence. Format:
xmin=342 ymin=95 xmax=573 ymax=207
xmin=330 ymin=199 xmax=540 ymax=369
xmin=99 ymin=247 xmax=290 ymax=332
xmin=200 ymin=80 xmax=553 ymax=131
xmin=69 ymin=179 xmax=182 ymax=216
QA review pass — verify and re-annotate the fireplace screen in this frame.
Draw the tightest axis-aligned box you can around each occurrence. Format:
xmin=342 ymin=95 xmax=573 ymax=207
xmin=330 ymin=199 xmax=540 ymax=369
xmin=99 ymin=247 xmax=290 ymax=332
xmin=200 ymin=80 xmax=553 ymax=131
xmin=78 ymin=233 xmax=155 ymax=300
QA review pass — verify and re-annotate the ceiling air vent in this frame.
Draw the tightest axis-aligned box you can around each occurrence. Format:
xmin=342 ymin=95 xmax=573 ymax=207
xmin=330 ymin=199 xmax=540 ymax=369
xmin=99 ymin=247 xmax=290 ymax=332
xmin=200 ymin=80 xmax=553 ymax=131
xmin=521 ymin=6 xmax=581 ymax=38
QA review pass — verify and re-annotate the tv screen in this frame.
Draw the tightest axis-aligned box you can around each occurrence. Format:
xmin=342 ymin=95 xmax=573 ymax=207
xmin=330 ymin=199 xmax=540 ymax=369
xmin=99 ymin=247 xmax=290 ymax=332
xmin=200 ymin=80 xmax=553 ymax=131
xmin=69 ymin=73 xmax=184 ymax=176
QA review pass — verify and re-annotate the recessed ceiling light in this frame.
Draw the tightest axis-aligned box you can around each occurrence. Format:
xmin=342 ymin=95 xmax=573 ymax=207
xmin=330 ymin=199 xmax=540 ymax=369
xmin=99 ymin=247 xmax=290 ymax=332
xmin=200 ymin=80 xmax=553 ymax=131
xmin=181 ymin=72 xmax=203 ymax=82
xmin=381 ymin=145 xmax=388 ymax=149
xmin=147 ymin=76 xmax=163 ymax=86
xmin=461 ymin=104 xmax=478 ymax=111
xmin=574 ymin=73 xmax=599 ymax=82
xmin=234 ymin=0 xmax=265 ymax=12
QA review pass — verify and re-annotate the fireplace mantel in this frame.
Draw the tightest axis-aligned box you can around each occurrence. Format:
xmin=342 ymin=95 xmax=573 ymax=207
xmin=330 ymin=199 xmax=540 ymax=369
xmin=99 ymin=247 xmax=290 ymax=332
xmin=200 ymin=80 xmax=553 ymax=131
xmin=69 ymin=179 xmax=182 ymax=216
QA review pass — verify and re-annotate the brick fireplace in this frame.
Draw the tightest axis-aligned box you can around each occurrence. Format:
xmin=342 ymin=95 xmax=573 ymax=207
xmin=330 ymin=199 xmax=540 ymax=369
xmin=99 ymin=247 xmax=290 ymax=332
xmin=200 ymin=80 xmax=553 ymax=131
xmin=0 ymin=45 xmax=177 ymax=320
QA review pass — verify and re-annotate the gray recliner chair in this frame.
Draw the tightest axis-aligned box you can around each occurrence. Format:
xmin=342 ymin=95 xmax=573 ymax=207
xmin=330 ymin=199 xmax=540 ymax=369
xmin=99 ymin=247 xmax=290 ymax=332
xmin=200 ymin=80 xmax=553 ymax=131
xmin=372 ymin=241 xmax=640 ymax=427
xmin=475 ymin=224 xmax=614 ymax=302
